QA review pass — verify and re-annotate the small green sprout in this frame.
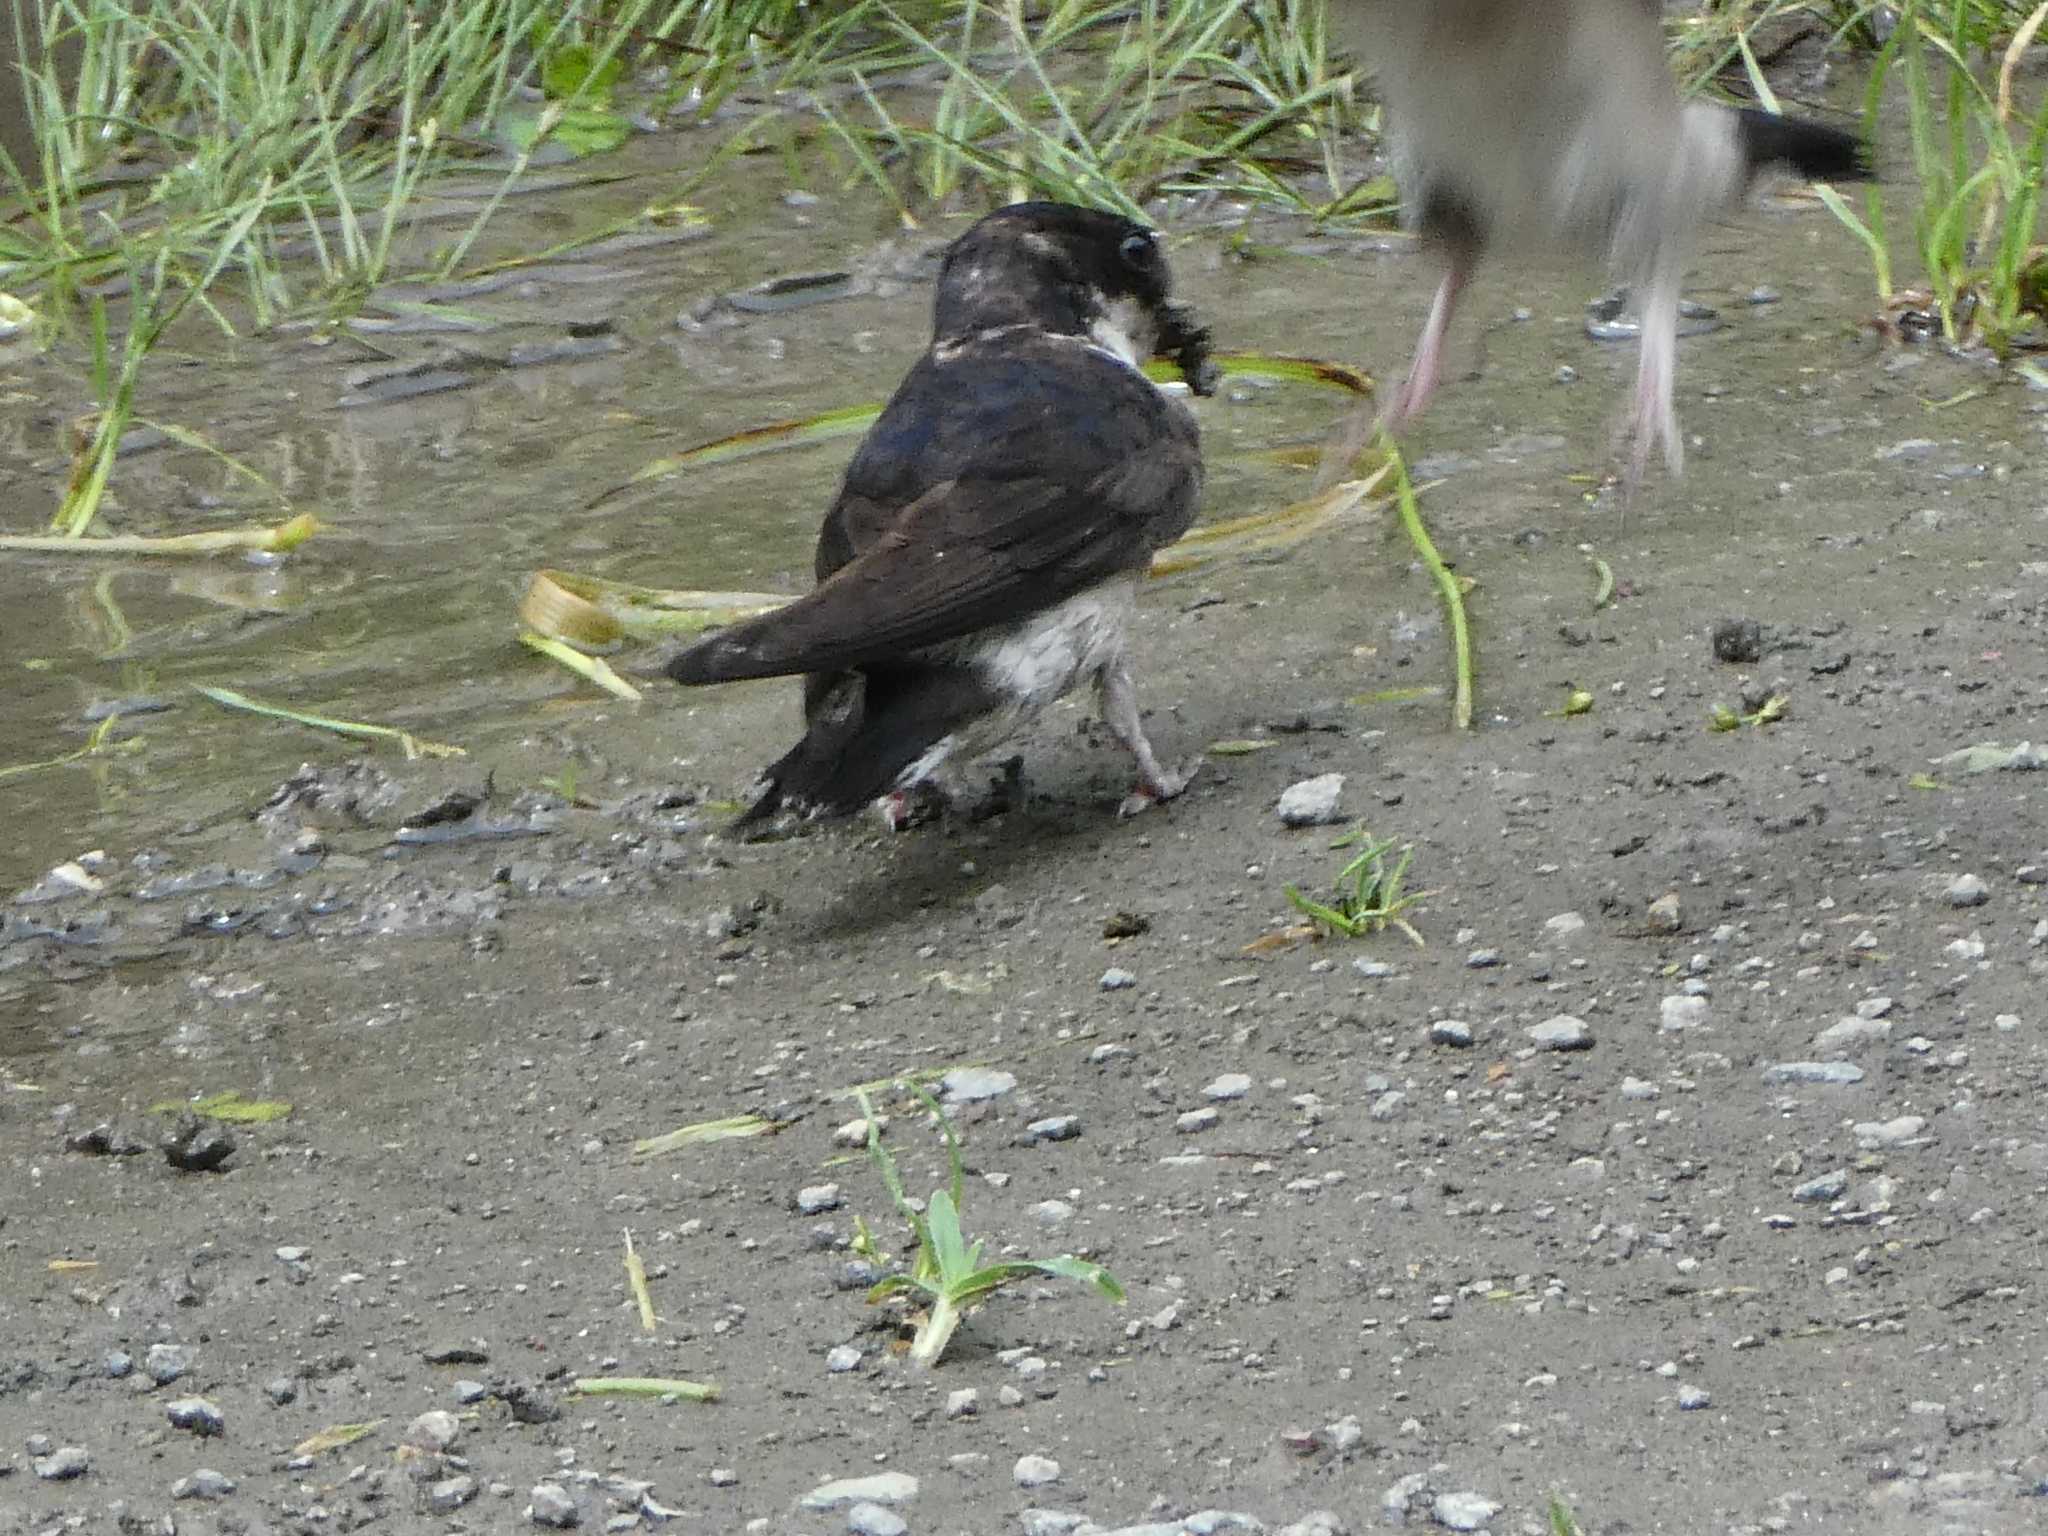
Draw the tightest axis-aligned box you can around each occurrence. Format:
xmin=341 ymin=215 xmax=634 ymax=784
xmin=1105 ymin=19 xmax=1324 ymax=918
xmin=856 ymin=1086 xmax=1123 ymax=1368
xmin=1284 ymin=825 xmax=1427 ymax=946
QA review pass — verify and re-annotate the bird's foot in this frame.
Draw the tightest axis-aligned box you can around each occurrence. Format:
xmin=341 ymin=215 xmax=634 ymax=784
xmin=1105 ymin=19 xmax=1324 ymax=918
xmin=1116 ymin=756 xmax=1203 ymax=819
xmin=876 ymin=784 xmax=948 ymax=833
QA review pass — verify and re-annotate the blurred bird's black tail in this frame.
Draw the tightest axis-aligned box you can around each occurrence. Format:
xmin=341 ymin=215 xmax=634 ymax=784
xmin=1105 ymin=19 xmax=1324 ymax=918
xmin=1733 ymin=109 xmax=1872 ymax=185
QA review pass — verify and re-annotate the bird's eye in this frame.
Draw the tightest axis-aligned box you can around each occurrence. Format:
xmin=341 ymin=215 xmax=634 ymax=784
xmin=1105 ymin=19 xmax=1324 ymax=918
xmin=1118 ymin=232 xmax=1156 ymax=266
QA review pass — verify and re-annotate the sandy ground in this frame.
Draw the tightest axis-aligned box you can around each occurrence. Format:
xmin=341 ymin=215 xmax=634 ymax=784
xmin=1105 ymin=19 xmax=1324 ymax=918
xmin=4 ymin=107 xmax=2048 ymax=1536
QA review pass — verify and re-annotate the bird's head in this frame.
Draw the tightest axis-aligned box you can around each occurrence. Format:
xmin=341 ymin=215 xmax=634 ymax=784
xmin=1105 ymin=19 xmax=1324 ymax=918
xmin=932 ymin=201 xmax=1217 ymax=395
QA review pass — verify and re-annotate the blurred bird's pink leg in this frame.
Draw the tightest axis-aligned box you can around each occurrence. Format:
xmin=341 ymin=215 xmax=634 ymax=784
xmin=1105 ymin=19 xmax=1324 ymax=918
xmin=1387 ymin=263 xmax=1468 ymax=429
xmin=1099 ymin=661 xmax=1196 ymax=818
xmin=1620 ymin=266 xmax=1684 ymax=503
xmin=1314 ymin=262 xmax=1468 ymax=493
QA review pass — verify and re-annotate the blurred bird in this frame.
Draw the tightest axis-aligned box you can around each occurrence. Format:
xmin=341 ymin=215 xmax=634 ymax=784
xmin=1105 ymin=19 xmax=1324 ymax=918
xmin=1320 ymin=0 xmax=1871 ymax=492
xmin=668 ymin=200 xmax=1217 ymax=830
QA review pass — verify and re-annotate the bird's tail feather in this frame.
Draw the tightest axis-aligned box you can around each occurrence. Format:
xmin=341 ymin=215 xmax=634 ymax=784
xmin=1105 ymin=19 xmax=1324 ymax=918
xmin=1732 ymin=108 xmax=1872 ymax=185
xmin=727 ymin=663 xmax=1001 ymax=829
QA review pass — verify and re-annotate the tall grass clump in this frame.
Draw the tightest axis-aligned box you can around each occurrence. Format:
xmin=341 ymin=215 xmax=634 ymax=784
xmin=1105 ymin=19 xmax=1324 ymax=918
xmin=0 ymin=1 xmax=736 ymax=534
xmin=805 ymin=0 xmax=1375 ymax=225
xmin=1671 ymin=0 xmax=2047 ymax=355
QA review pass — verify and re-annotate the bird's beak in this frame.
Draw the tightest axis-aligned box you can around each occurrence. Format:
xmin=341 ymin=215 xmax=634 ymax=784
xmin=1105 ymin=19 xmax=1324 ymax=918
xmin=1156 ymin=300 xmax=1218 ymax=397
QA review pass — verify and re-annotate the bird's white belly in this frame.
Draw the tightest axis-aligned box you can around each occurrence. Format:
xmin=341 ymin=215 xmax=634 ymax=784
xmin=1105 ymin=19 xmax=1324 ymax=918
xmin=892 ymin=580 xmax=1136 ymax=789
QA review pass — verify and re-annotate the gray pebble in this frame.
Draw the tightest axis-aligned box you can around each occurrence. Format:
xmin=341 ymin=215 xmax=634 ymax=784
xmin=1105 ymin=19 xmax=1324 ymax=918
xmin=1464 ymin=947 xmax=1501 ymax=968
xmin=171 ymin=1468 xmax=236 ymax=1500
xmin=797 ymin=1183 xmax=843 ymax=1215
xmin=947 ymin=1388 xmax=980 ymax=1418
xmin=1353 ymin=958 xmax=1395 ymax=979
xmin=165 ymin=1397 xmax=224 ymax=1436
xmin=429 ymin=1475 xmax=479 ymax=1511
xmin=1761 ymin=1060 xmax=1864 ymax=1085
xmin=849 ymin=1502 xmax=910 ymax=1536
xmin=1429 ymin=1020 xmax=1473 ymax=1047
xmin=1433 ymin=1490 xmax=1501 ymax=1530
xmin=403 ymin=1409 xmax=461 ymax=1452
xmin=1273 ymin=1516 xmax=1347 ymax=1536
xmin=530 ymin=1482 xmax=581 ymax=1527
xmin=1943 ymin=873 xmax=1988 ymax=907
xmin=1678 ymin=1384 xmax=1712 ymax=1410
xmin=1812 ymin=1016 xmax=1890 ymax=1055
xmin=1204 ymin=1073 xmax=1252 ymax=1101
xmin=1854 ymin=1115 xmax=1927 ymax=1147
xmin=1621 ymin=1076 xmax=1661 ymax=1100
xmin=1014 ymin=1454 xmax=1062 ymax=1488
xmin=453 ymin=1378 xmax=489 ymax=1404
xmin=1276 ymin=772 xmax=1346 ymax=827
xmin=1647 ymin=892 xmax=1684 ymax=933
xmin=144 ymin=1342 xmax=191 ymax=1385
xmin=1659 ymin=995 xmax=1709 ymax=1031
xmin=1793 ymin=1170 xmax=1849 ymax=1202
xmin=801 ymin=1472 xmax=920 ymax=1509
xmin=1025 ymin=1115 xmax=1081 ymax=1142
xmin=104 ymin=1350 xmax=133 ymax=1379
xmin=1099 ymin=967 xmax=1137 ymax=991
xmin=32 ymin=1446 xmax=89 ymax=1481
xmin=1176 ymin=1107 xmax=1220 ymax=1134
xmin=1529 ymin=1014 xmax=1593 ymax=1051
xmin=941 ymin=1066 xmax=1016 ymax=1104
xmin=709 ymin=1467 xmax=739 ymax=1486
xmin=263 ymin=1375 xmax=298 ymax=1405
xmin=826 ymin=1344 xmax=862 ymax=1373
xmin=1033 ymin=1200 xmax=1075 ymax=1226
xmin=1544 ymin=911 xmax=1587 ymax=940
xmin=1368 ymin=1090 xmax=1406 ymax=1121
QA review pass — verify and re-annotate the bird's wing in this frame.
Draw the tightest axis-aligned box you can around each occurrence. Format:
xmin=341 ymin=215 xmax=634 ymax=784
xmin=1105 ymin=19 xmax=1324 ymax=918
xmin=670 ymin=337 xmax=1201 ymax=685
xmin=670 ymin=452 xmax=1195 ymax=684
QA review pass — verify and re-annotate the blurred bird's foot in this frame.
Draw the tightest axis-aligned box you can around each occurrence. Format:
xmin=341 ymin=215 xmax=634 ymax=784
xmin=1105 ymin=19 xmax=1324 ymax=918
xmin=1118 ymin=755 xmax=1203 ymax=819
xmin=1098 ymin=661 xmax=1195 ymax=818
xmin=876 ymin=783 xmax=948 ymax=833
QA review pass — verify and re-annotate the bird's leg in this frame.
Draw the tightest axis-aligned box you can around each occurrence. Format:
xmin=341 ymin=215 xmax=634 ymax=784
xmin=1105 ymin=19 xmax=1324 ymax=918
xmin=1313 ymin=260 xmax=1469 ymax=493
xmin=1097 ymin=660 xmax=1197 ymax=818
xmin=1387 ymin=261 xmax=1468 ymax=431
xmin=1614 ymin=262 xmax=1685 ymax=509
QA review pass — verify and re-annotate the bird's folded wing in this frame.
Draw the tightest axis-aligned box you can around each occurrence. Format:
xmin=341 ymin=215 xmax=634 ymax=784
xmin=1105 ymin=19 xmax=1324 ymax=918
xmin=668 ymin=449 xmax=1196 ymax=685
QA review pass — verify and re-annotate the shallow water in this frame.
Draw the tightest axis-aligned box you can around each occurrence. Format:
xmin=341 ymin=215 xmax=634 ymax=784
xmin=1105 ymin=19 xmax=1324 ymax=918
xmin=0 ymin=123 xmax=2033 ymax=906
xmin=0 ymin=138 xmax=1351 ymax=892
